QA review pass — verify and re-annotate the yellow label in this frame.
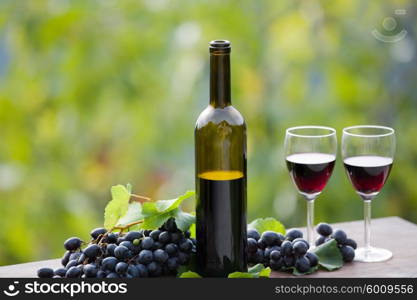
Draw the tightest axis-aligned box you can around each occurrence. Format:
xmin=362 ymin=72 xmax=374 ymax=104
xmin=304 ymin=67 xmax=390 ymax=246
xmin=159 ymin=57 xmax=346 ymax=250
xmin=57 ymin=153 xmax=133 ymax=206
xmin=198 ymin=170 xmax=244 ymax=181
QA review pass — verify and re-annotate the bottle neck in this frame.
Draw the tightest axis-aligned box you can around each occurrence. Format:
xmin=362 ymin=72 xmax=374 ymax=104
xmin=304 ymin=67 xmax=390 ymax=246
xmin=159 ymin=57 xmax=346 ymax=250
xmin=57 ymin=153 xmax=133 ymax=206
xmin=210 ymin=53 xmax=231 ymax=108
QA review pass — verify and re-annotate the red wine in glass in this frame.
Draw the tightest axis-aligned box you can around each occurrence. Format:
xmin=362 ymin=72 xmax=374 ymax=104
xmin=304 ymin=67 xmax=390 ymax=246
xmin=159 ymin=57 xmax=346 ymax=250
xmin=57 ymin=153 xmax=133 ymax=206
xmin=343 ymin=155 xmax=393 ymax=197
xmin=286 ymin=153 xmax=336 ymax=195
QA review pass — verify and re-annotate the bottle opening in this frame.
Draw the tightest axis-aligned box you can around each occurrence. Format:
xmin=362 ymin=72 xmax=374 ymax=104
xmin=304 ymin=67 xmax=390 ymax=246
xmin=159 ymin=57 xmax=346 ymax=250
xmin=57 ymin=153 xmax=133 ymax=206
xmin=209 ymin=40 xmax=231 ymax=53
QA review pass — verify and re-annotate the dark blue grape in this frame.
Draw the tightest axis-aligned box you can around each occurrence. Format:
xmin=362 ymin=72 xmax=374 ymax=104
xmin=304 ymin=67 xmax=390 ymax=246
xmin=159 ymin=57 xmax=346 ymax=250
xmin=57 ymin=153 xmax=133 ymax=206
xmin=147 ymin=262 xmax=162 ymax=277
xmin=316 ymin=223 xmax=333 ymax=236
xmin=117 ymin=236 xmax=125 ymax=244
xmin=332 ymin=229 xmax=347 ymax=244
xmin=54 ymin=268 xmax=67 ymax=277
xmin=114 ymin=245 xmax=129 ymax=259
xmin=64 ymin=237 xmax=82 ymax=251
xmin=37 ymin=268 xmax=54 ymax=278
xmin=254 ymin=248 xmax=265 ymax=264
xmin=315 ymin=235 xmax=327 ymax=246
xmin=177 ymin=252 xmax=189 ymax=265
xmin=106 ymin=243 xmax=117 ymax=256
xmin=83 ymin=244 xmax=101 ymax=258
xmin=264 ymin=246 xmax=280 ymax=260
xmin=171 ymin=232 xmax=183 ymax=243
xmin=340 ymin=245 xmax=355 ymax=262
xmin=106 ymin=232 xmax=118 ymax=244
xmin=285 ymin=229 xmax=303 ymax=241
xmin=260 ymin=231 xmax=281 ymax=247
xmin=143 ymin=230 xmax=152 ymax=236
xmin=165 ymin=243 xmax=178 ymax=256
xmin=61 ymin=251 xmax=71 ymax=267
xmin=247 ymin=229 xmax=260 ymax=241
xmin=102 ymin=256 xmax=118 ymax=271
xmin=270 ymin=250 xmax=281 ymax=261
xmin=124 ymin=231 xmax=143 ymax=242
xmin=306 ymin=252 xmax=319 ymax=267
xmin=138 ymin=250 xmax=153 ymax=264
xmin=115 ymin=262 xmax=129 ymax=274
xmin=158 ymin=231 xmax=171 ymax=244
xmin=184 ymin=231 xmax=191 ymax=238
xmin=136 ymin=264 xmax=149 ymax=277
xmin=295 ymin=256 xmax=311 ymax=273
xmin=77 ymin=253 xmax=86 ymax=264
xmin=150 ymin=230 xmax=161 ymax=241
xmin=292 ymin=238 xmax=309 ymax=249
xmin=127 ymin=264 xmax=140 ymax=277
xmin=90 ymin=228 xmax=107 ymax=239
xmin=69 ymin=252 xmax=81 ymax=261
xmin=96 ymin=270 xmax=106 ymax=278
xmin=345 ymin=238 xmax=357 ymax=249
xmin=153 ymin=249 xmax=169 ymax=263
xmin=164 ymin=218 xmax=177 ymax=232
xmin=119 ymin=241 xmax=134 ymax=251
xmin=106 ymin=272 xmax=119 ymax=278
xmin=283 ymin=255 xmax=295 ymax=267
xmin=152 ymin=241 xmax=163 ymax=251
xmin=293 ymin=241 xmax=308 ymax=256
xmin=66 ymin=259 xmax=78 ymax=269
xmin=179 ymin=239 xmax=193 ymax=253
xmin=83 ymin=264 xmax=98 ymax=278
xmin=281 ymin=240 xmax=293 ymax=256
xmin=257 ymin=239 xmax=267 ymax=249
xmin=66 ymin=266 xmax=81 ymax=278
xmin=269 ymin=257 xmax=284 ymax=271
xmin=166 ymin=257 xmax=179 ymax=271
xmin=247 ymin=238 xmax=258 ymax=253
xmin=141 ymin=237 xmax=154 ymax=250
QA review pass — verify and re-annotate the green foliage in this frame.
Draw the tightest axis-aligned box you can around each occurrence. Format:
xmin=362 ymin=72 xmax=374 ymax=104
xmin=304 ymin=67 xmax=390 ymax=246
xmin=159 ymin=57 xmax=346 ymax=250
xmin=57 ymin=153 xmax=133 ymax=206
xmin=312 ymin=239 xmax=344 ymax=271
xmin=104 ymin=185 xmax=131 ymax=229
xmin=248 ymin=217 xmax=286 ymax=235
xmin=178 ymin=271 xmax=202 ymax=278
xmin=0 ymin=0 xmax=416 ymax=265
xmin=141 ymin=191 xmax=195 ymax=231
xmin=228 ymin=264 xmax=271 ymax=278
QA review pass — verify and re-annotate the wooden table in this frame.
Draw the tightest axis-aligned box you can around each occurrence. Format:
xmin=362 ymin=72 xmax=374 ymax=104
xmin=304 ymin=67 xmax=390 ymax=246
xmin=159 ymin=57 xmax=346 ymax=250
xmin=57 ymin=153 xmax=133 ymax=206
xmin=0 ymin=217 xmax=416 ymax=278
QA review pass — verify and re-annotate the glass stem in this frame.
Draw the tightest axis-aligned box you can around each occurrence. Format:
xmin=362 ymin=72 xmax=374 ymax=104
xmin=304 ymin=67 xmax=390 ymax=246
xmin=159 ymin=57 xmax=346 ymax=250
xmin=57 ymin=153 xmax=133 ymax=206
xmin=306 ymin=199 xmax=315 ymax=247
xmin=364 ymin=200 xmax=372 ymax=253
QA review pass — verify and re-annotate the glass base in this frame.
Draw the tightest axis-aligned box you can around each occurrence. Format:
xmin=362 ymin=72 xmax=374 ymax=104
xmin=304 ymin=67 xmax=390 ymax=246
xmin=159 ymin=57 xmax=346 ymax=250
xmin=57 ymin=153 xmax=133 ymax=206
xmin=354 ymin=247 xmax=393 ymax=262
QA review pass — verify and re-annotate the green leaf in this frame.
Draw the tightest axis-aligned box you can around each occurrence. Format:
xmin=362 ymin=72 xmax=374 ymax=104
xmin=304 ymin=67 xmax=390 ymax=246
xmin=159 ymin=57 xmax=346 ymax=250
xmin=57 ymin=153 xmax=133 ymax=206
xmin=289 ymin=265 xmax=319 ymax=276
xmin=104 ymin=185 xmax=131 ymax=229
xmin=116 ymin=202 xmax=143 ymax=227
xmin=312 ymin=239 xmax=344 ymax=271
xmin=173 ymin=209 xmax=196 ymax=231
xmin=142 ymin=190 xmax=195 ymax=216
xmin=189 ymin=223 xmax=196 ymax=239
xmin=228 ymin=264 xmax=271 ymax=278
xmin=248 ymin=217 xmax=286 ymax=235
xmin=140 ymin=212 xmax=173 ymax=230
xmin=179 ymin=271 xmax=202 ymax=278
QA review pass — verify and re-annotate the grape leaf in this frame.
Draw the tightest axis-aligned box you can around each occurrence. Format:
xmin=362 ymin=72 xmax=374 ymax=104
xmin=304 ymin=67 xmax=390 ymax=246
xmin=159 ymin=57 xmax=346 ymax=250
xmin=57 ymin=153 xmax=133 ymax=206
xmin=172 ymin=210 xmax=196 ymax=231
xmin=189 ymin=223 xmax=196 ymax=239
xmin=312 ymin=239 xmax=343 ymax=271
xmin=284 ymin=265 xmax=319 ymax=276
xmin=116 ymin=202 xmax=143 ymax=227
xmin=248 ymin=217 xmax=286 ymax=235
xmin=142 ymin=190 xmax=195 ymax=216
xmin=104 ymin=185 xmax=131 ymax=229
xmin=228 ymin=264 xmax=271 ymax=278
xmin=179 ymin=271 xmax=202 ymax=278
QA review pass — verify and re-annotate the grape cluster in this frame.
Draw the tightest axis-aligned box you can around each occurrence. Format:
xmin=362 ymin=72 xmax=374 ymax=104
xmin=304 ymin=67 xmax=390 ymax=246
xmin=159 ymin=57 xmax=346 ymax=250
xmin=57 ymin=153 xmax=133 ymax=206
xmin=247 ymin=228 xmax=319 ymax=273
xmin=315 ymin=222 xmax=356 ymax=262
xmin=37 ymin=218 xmax=195 ymax=278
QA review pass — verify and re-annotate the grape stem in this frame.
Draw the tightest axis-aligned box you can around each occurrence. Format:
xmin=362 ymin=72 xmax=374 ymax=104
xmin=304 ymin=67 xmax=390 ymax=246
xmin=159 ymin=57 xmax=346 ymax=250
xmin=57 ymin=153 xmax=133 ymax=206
xmin=131 ymin=194 xmax=151 ymax=203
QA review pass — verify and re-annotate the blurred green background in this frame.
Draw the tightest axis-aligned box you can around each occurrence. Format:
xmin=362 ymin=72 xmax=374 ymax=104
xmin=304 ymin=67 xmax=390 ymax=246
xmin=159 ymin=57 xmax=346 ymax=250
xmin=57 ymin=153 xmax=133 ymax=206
xmin=1 ymin=0 xmax=416 ymax=265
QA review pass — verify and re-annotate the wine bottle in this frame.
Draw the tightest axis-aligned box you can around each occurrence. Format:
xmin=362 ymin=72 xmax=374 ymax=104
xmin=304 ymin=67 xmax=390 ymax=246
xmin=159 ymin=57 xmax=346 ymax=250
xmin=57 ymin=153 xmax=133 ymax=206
xmin=195 ymin=40 xmax=247 ymax=277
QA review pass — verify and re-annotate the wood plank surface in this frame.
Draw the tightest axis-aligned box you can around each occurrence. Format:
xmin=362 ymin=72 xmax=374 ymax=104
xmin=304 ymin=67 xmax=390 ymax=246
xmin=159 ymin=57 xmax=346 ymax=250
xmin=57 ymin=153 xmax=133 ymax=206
xmin=0 ymin=217 xmax=416 ymax=278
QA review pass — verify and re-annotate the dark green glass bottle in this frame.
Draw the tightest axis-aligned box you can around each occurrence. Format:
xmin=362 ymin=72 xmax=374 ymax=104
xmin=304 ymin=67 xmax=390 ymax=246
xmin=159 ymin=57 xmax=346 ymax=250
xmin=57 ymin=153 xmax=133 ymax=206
xmin=195 ymin=40 xmax=247 ymax=277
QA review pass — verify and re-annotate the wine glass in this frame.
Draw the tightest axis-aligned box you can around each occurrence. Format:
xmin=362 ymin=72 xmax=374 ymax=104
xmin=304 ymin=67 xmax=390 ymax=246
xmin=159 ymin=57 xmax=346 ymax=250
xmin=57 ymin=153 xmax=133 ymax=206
xmin=284 ymin=126 xmax=337 ymax=247
xmin=342 ymin=125 xmax=395 ymax=262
